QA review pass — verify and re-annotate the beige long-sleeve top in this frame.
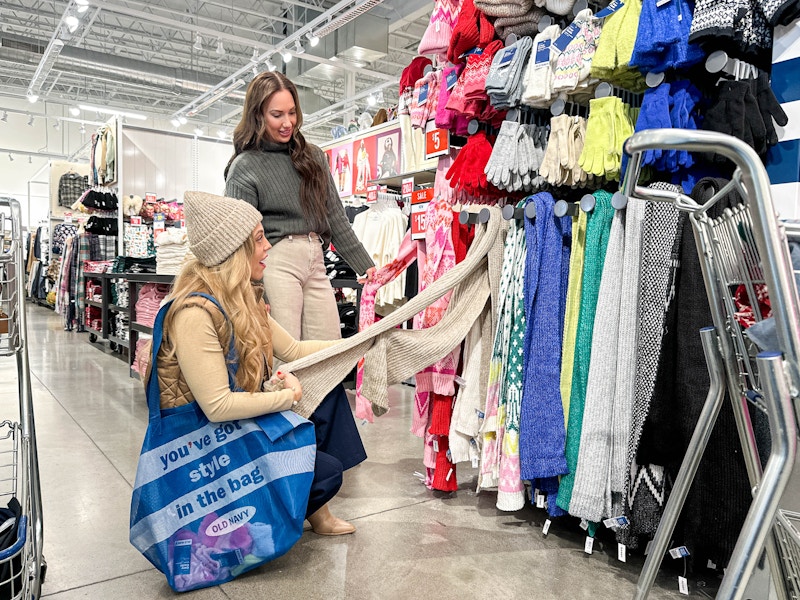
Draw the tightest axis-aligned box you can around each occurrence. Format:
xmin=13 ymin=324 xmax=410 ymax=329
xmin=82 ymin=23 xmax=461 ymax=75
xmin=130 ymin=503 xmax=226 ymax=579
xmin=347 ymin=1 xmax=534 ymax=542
xmin=172 ymin=306 xmax=338 ymax=422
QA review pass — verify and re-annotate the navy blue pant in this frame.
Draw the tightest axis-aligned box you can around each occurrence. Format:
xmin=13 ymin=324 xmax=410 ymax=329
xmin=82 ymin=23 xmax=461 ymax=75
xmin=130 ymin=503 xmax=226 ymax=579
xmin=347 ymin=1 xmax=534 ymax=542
xmin=305 ymin=384 xmax=367 ymax=517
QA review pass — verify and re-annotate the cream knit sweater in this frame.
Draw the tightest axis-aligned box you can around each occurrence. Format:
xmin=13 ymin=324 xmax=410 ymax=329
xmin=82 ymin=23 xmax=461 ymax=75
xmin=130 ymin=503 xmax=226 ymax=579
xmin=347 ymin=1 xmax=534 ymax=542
xmin=284 ymin=207 xmax=504 ymax=418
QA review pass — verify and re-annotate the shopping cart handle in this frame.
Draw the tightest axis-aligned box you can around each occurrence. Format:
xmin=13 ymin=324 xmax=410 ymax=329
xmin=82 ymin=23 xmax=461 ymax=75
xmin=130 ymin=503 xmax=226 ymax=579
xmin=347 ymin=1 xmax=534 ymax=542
xmin=623 ymin=129 xmax=762 ymax=168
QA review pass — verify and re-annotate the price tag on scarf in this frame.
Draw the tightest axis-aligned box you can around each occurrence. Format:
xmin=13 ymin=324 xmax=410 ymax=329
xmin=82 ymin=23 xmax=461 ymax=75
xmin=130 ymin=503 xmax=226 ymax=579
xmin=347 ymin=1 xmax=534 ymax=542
xmin=536 ymin=493 xmax=545 ymax=509
xmin=552 ymin=23 xmax=580 ymax=53
xmin=678 ymin=576 xmax=689 ymax=595
xmin=418 ymin=83 xmax=430 ymax=106
xmin=603 ymin=516 xmax=629 ymax=529
xmin=145 ymin=192 xmax=157 ymax=203
xmin=153 ymin=212 xmax=166 ymax=233
xmin=534 ymin=40 xmax=551 ymax=66
xmin=130 ymin=216 xmax=142 ymax=225
xmin=425 ymin=128 xmax=450 ymax=160
xmin=542 ymin=519 xmax=551 ymax=536
xmin=499 ymin=46 xmax=517 ymax=66
xmin=366 ymin=184 xmax=378 ymax=204
xmin=618 ymin=544 xmax=627 ymax=563
xmin=669 ymin=546 xmax=690 ymax=559
xmin=446 ymin=69 xmax=459 ymax=90
xmin=595 ymin=0 xmax=625 ymax=18
xmin=584 ymin=536 xmax=594 ymax=555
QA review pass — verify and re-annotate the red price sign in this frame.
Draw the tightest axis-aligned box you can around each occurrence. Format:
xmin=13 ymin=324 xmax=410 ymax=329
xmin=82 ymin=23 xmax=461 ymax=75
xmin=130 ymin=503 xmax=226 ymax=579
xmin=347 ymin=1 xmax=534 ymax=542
xmin=145 ymin=192 xmax=157 ymax=203
xmin=412 ymin=187 xmax=434 ymax=204
xmin=411 ymin=202 xmax=428 ymax=240
xmin=130 ymin=216 xmax=142 ymax=226
xmin=366 ymin=184 xmax=378 ymax=204
xmin=425 ymin=128 xmax=450 ymax=160
xmin=401 ymin=177 xmax=414 ymax=202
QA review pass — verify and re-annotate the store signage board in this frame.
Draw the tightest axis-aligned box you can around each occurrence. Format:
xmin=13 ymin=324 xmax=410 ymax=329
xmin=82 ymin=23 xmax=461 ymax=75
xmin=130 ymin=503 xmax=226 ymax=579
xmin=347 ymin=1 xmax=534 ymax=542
xmin=153 ymin=212 xmax=166 ymax=232
xmin=411 ymin=188 xmax=434 ymax=240
xmin=366 ymin=184 xmax=379 ymax=204
xmin=425 ymin=128 xmax=450 ymax=160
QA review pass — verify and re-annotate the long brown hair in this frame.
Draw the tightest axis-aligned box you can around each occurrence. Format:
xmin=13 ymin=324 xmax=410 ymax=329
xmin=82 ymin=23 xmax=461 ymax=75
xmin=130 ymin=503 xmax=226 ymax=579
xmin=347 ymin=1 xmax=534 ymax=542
xmin=225 ymin=72 xmax=329 ymax=235
xmin=163 ymin=235 xmax=273 ymax=393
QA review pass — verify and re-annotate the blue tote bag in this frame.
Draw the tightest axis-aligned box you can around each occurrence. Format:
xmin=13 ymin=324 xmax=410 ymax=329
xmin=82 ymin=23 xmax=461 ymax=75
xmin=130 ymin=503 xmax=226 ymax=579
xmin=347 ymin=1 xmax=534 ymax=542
xmin=130 ymin=294 xmax=316 ymax=592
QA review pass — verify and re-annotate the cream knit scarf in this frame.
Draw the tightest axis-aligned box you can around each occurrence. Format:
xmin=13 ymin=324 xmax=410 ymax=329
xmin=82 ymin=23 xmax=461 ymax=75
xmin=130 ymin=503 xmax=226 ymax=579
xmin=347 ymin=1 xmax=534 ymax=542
xmin=283 ymin=207 xmax=504 ymax=419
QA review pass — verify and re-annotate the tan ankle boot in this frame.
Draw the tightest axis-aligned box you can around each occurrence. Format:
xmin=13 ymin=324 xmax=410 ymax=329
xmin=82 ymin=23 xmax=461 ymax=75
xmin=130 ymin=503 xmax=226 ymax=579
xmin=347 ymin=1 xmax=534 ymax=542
xmin=307 ymin=504 xmax=356 ymax=536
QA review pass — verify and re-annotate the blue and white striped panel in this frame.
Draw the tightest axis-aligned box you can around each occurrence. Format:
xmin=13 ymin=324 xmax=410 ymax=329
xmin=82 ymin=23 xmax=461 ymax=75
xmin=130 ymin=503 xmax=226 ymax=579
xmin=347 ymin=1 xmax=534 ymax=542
xmin=769 ymin=22 xmax=800 ymax=219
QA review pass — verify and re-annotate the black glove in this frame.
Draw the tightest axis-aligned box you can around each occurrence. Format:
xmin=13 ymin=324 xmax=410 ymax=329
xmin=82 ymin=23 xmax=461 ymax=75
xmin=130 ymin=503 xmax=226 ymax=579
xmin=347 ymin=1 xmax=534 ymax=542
xmin=752 ymin=71 xmax=789 ymax=147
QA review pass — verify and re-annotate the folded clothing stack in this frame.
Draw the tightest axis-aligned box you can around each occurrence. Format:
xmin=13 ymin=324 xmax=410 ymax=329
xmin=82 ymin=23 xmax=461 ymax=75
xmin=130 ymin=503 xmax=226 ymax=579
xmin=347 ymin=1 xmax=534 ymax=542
xmin=155 ymin=228 xmax=192 ymax=275
xmin=134 ymin=283 xmax=171 ymax=329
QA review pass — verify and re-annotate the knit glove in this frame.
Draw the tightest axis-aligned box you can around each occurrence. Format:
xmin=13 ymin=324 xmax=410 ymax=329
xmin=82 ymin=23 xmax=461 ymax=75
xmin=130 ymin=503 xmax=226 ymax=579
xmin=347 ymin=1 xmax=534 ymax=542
xmin=743 ymin=83 xmax=768 ymax=156
xmin=752 ymin=71 xmax=789 ymax=148
xmin=485 ymin=120 xmax=520 ymax=189
xmin=579 ymin=97 xmax=616 ymax=177
xmin=635 ymin=82 xmax=672 ymax=166
xmin=410 ymin=76 xmax=430 ymax=128
xmin=436 ymin=64 xmax=464 ymax=129
xmin=667 ymin=81 xmax=701 ymax=169
xmin=540 ymin=115 xmax=566 ymax=184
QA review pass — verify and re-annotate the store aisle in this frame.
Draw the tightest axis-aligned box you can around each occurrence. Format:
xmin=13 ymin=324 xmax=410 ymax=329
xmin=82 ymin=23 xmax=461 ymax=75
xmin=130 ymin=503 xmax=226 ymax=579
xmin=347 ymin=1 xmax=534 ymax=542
xmin=0 ymin=305 xmax=694 ymax=599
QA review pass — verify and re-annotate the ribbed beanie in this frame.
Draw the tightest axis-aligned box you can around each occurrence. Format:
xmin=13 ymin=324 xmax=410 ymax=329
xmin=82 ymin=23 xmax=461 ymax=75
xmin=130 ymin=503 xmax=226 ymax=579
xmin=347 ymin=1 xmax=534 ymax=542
xmin=184 ymin=190 xmax=263 ymax=267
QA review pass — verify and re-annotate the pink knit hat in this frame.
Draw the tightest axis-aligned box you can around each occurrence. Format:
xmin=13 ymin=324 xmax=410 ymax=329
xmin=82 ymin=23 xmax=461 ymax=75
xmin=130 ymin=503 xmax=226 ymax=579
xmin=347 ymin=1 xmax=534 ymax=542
xmin=419 ymin=0 xmax=461 ymax=60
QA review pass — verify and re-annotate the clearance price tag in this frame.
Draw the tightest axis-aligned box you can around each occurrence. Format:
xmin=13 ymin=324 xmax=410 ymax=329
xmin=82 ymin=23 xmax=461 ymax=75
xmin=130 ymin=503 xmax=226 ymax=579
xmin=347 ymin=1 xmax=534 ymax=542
xmin=425 ymin=128 xmax=450 ymax=160
xmin=401 ymin=177 xmax=414 ymax=203
xmin=64 ymin=212 xmax=73 ymax=223
xmin=411 ymin=188 xmax=434 ymax=240
xmin=130 ymin=216 xmax=142 ymax=225
xmin=366 ymin=184 xmax=378 ymax=204
xmin=145 ymin=192 xmax=157 ymax=203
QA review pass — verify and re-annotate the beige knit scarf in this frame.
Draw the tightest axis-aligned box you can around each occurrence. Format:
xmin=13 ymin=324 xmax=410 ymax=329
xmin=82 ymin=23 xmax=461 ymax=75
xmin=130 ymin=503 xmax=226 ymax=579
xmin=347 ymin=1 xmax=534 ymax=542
xmin=285 ymin=206 xmax=505 ymax=418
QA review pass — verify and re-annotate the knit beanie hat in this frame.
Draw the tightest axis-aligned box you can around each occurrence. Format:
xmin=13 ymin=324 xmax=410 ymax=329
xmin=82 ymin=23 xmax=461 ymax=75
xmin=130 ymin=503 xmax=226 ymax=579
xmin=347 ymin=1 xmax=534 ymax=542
xmin=419 ymin=0 xmax=461 ymax=60
xmin=494 ymin=7 xmax=545 ymax=38
xmin=546 ymin=0 xmax=576 ymax=14
xmin=184 ymin=191 xmax=263 ymax=267
xmin=447 ymin=0 xmax=496 ymax=64
xmin=475 ymin=0 xmax=534 ymax=19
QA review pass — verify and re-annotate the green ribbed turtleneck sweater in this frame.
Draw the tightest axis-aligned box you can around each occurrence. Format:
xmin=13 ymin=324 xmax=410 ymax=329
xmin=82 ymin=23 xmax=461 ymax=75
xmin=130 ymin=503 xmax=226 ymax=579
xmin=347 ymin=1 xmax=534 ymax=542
xmin=224 ymin=140 xmax=374 ymax=275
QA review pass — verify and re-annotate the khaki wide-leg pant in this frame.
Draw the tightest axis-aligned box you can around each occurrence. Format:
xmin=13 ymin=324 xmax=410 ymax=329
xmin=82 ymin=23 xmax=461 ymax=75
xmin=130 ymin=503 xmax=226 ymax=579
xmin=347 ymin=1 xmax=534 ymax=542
xmin=262 ymin=233 xmax=342 ymax=341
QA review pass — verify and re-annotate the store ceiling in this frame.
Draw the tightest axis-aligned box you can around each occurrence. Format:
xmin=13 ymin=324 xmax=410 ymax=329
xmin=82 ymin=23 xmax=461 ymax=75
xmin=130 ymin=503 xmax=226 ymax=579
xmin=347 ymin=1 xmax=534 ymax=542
xmin=0 ymin=0 xmax=431 ymax=142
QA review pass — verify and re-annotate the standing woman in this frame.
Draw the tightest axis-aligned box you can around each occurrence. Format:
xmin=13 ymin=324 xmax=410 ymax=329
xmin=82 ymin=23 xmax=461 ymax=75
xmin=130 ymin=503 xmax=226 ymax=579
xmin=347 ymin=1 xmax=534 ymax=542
xmin=225 ymin=72 xmax=376 ymax=341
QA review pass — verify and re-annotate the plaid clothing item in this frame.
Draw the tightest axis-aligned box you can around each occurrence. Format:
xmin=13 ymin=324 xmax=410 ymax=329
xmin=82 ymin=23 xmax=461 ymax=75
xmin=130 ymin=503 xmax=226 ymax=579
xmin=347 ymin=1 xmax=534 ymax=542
xmin=58 ymin=172 xmax=89 ymax=207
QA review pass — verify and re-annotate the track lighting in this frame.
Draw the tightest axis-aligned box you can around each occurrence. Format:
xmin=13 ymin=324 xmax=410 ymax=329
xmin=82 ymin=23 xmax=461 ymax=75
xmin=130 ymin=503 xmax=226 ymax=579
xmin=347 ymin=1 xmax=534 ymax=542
xmin=266 ymin=59 xmax=277 ymax=72
xmin=252 ymin=64 xmax=258 ymax=77
xmin=27 ymin=92 xmax=38 ymax=104
xmin=217 ymin=129 xmax=227 ymax=139
xmin=79 ymin=123 xmax=86 ymax=134
xmin=69 ymin=106 xmax=80 ymax=116
xmin=0 ymin=112 xmax=6 ymax=122
xmin=77 ymin=4 xmax=89 ymax=13
xmin=27 ymin=115 xmax=34 ymax=126
xmin=251 ymin=48 xmax=259 ymax=63
xmin=367 ymin=94 xmax=376 ymax=107
xmin=170 ymin=118 xmax=181 ymax=128
xmin=8 ymin=154 xmax=13 ymax=162
xmin=281 ymin=50 xmax=292 ymax=63
xmin=193 ymin=127 xmax=203 ymax=136
xmin=216 ymin=38 xmax=225 ymax=56
xmin=28 ymin=156 xmax=32 ymax=164
xmin=306 ymin=32 xmax=320 ymax=47
xmin=178 ymin=115 xmax=187 ymax=125
xmin=293 ymin=39 xmax=305 ymax=55
xmin=193 ymin=33 xmax=202 ymax=51
xmin=53 ymin=120 xmax=60 ymax=130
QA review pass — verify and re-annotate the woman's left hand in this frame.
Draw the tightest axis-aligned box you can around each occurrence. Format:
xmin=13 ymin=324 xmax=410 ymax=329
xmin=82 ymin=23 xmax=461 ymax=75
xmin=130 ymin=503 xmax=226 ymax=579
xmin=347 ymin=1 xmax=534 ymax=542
xmin=358 ymin=267 xmax=376 ymax=285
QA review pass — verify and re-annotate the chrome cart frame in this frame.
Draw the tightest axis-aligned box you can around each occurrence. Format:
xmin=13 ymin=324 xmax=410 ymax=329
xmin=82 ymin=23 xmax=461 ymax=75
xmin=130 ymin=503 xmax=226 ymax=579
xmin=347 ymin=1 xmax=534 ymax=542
xmin=0 ymin=198 xmax=45 ymax=599
xmin=621 ymin=130 xmax=800 ymax=600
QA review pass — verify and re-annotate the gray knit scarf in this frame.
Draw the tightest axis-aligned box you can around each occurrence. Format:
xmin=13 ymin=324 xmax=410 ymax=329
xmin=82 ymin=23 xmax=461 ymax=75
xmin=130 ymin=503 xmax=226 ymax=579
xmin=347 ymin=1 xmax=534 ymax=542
xmin=283 ymin=207 xmax=505 ymax=418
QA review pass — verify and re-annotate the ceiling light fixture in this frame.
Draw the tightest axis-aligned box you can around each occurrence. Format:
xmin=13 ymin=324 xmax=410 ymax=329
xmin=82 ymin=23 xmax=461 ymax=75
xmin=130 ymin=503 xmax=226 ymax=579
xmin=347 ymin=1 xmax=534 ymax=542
xmin=53 ymin=120 xmax=60 ymax=130
xmin=306 ymin=32 xmax=320 ymax=47
xmin=217 ymin=129 xmax=227 ymax=139
xmin=69 ymin=106 xmax=80 ymax=116
xmin=266 ymin=59 xmax=277 ymax=72
xmin=170 ymin=117 xmax=181 ymax=128
xmin=216 ymin=38 xmax=225 ymax=56
xmin=26 ymin=92 xmax=38 ymax=104
xmin=79 ymin=123 xmax=86 ymax=134
xmin=77 ymin=4 xmax=88 ymax=13
xmin=193 ymin=33 xmax=202 ymax=51
xmin=293 ymin=39 xmax=305 ymax=55
xmin=252 ymin=64 xmax=258 ymax=77
xmin=0 ymin=112 xmax=6 ymax=122
xmin=8 ymin=154 xmax=13 ymax=162
xmin=28 ymin=156 xmax=32 ymax=164
xmin=193 ymin=127 xmax=203 ymax=136
xmin=367 ymin=94 xmax=376 ymax=107
xmin=281 ymin=50 xmax=292 ymax=63
xmin=178 ymin=115 xmax=187 ymax=125
xmin=251 ymin=48 xmax=259 ymax=63
xmin=75 ymin=0 xmax=89 ymax=5
xmin=27 ymin=115 xmax=34 ymax=126
xmin=65 ymin=14 xmax=80 ymax=33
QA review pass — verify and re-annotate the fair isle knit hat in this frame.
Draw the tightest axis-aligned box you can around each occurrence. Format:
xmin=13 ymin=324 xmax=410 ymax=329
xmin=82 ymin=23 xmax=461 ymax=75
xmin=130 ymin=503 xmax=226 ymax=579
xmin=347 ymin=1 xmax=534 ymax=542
xmin=184 ymin=190 xmax=263 ymax=267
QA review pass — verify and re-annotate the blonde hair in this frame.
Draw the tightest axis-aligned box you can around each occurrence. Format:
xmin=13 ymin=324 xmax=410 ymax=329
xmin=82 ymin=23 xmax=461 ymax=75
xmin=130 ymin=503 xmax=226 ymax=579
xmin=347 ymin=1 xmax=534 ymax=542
xmin=162 ymin=235 xmax=272 ymax=393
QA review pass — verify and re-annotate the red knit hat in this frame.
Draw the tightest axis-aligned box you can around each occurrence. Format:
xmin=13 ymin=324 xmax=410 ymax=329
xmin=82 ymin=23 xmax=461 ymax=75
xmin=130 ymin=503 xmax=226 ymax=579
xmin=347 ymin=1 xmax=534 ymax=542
xmin=399 ymin=56 xmax=433 ymax=94
xmin=447 ymin=0 xmax=496 ymax=64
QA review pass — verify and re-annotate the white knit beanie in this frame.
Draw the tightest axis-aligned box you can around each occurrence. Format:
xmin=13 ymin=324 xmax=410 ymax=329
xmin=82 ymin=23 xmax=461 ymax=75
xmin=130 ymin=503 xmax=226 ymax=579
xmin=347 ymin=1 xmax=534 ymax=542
xmin=183 ymin=190 xmax=263 ymax=267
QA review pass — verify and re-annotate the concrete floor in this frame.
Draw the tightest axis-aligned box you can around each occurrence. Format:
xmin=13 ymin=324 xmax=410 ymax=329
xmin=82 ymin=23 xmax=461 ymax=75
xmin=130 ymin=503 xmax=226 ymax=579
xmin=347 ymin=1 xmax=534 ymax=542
xmin=0 ymin=305 xmax=709 ymax=599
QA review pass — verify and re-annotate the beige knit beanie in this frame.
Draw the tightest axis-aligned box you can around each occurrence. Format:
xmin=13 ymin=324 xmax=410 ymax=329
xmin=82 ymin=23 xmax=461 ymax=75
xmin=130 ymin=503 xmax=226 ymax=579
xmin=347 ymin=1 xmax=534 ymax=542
xmin=183 ymin=190 xmax=263 ymax=267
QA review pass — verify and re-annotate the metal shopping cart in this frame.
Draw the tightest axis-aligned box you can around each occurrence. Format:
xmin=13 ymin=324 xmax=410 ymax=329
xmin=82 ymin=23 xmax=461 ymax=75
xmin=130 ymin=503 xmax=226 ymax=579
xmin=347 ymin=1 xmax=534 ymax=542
xmin=618 ymin=130 xmax=800 ymax=600
xmin=0 ymin=198 xmax=45 ymax=599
